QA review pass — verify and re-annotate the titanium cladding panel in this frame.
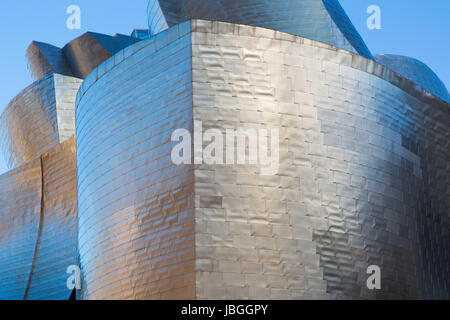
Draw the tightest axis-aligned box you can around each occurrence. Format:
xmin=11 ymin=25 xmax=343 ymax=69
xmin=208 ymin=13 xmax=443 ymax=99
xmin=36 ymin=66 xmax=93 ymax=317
xmin=76 ymin=20 xmax=449 ymax=300
xmin=0 ymin=74 xmax=82 ymax=170
xmin=0 ymin=139 xmax=78 ymax=300
xmin=147 ymin=0 xmax=373 ymax=59
xmin=76 ymin=22 xmax=195 ymax=300
xmin=190 ymin=21 xmax=449 ymax=299
xmin=375 ymin=54 xmax=450 ymax=104
xmin=26 ymin=42 xmax=74 ymax=81
xmin=0 ymin=158 xmax=41 ymax=299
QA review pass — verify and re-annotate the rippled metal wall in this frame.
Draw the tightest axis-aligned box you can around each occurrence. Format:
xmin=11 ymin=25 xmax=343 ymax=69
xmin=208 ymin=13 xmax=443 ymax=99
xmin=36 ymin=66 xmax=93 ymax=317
xmin=147 ymin=0 xmax=373 ymax=59
xmin=0 ymin=138 xmax=78 ymax=300
xmin=191 ymin=21 xmax=449 ymax=299
xmin=0 ymin=74 xmax=82 ymax=170
xmin=75 ymin=20 xmax=449 ymax=299
xmin=76 ymin=22 xmax=195 ymax=299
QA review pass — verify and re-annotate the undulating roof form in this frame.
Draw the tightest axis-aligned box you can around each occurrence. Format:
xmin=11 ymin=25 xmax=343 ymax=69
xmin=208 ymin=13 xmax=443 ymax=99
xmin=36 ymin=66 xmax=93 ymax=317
xmin=26 ymin=42 xmax=74 ymax=80
xmin=375 ymin=54 xmax=450 ymax=103
xmin=26 ymin=32 xmax=141 ymax=81
xmin=147 ymin=0 xmax=374 ymax=59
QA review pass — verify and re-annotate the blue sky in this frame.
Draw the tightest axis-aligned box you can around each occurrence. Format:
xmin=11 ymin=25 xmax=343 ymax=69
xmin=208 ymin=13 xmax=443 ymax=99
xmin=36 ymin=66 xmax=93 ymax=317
xmin=0 ymin=0 xmax=448 ymax=174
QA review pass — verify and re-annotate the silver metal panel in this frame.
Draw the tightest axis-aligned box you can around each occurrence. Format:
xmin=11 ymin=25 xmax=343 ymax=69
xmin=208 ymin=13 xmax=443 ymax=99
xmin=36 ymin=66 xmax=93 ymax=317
xmin=0 ymin=138 xmax=78 ymax=300
xmin=191 ymin=20 xmax=449 ymax=299
xmin=375 ymin=54 xmax=450 ymax=103
xmin=74 ymin=20 xmax=449 ymax=299
xmin=0 ymin=74 xmax=82 ymax=170
xmin=0 ymin=158 xmax=41 ymax=300
xmin=76 ymin=22 xmax=195 ymax=300
xmin=147 ymin=0 xmax=373 ymax=59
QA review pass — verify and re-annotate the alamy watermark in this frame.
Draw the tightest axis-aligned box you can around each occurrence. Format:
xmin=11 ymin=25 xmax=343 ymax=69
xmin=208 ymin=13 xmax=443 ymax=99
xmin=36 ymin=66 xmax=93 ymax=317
xmin=66 ymin=5 xmax=81 ymax=30
xmin=171 ymin=121 xmax=280 ymax=175
xmin=367 ymin=5 xmax=381 ymax=30
xmin=366 ymin=265 xmax=381 ymax=290
xmin=66 ymin=265 xmax=81 ymax=290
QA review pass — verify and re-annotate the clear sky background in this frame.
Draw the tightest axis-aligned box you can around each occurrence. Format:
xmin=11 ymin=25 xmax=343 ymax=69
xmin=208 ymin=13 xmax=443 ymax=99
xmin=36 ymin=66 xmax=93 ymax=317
xmin=0 ymin=0 xmax=448 ymax=174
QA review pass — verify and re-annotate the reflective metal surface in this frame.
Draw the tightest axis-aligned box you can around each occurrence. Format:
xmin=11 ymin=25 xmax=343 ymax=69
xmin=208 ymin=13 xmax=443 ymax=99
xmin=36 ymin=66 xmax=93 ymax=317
xmin=75 ymin=20 xmax=449 ymax=299
xmin=375 ymin=54 xmax=450 ymax=103
xmin=0 ymin=138 xmax=78 ymax=300
xmin=0 ymin=0 xmax=448 ymax=301
xmin=0 ymin=74 xmax=82 ymax=170
xmin=147 ymin=0 xmax=373 ymax=59
xmin=190 ymin=20 xmax=449 ymax=300
xmin=26 ymin=42 xmax=74 ymax=81
xmin=26 ymin=33 xmax=141 ymax=81
xmin=76 ymin=21 xmax=195 ymax=300
xmin=63 ymin=32 xmax=141 ymax=79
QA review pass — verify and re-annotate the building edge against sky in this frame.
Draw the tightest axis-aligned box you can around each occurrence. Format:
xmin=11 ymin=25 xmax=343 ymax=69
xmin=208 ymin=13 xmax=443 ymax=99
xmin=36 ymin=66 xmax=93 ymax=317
xmin=0 ymin=0 xmax=449 ymax=299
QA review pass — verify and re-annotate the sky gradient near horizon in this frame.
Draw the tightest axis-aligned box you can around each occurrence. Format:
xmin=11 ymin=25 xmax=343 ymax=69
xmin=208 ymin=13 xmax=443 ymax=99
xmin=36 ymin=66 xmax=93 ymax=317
xmin=0 ymin=0 xmax=448 ymax=174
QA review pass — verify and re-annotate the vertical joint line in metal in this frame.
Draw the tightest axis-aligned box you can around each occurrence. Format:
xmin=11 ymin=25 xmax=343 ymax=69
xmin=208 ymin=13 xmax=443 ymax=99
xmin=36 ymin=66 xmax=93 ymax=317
xmin=23 ymin=155 xmax=45 ymax=300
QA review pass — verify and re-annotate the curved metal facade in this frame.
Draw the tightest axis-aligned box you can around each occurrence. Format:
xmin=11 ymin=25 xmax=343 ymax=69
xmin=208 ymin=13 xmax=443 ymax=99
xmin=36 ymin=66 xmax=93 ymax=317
xmin=0 ymin=158 xmax=41 ymax=299
xmin=75 ymin=21 xmax=449 ymax=299
xmin=0 ymin=138 xmax=78 ymax=300
xmin=375 ymin=54 xmax=450 ymax=103
xmin=0 ymin=0 xmax=448 ymax=301
xmin=0 ymin=74 xmax=82 ymax=170
xmin=146 ymin=0 xmax=373 ymax=59
xmin=76 ymin=22 xmax=195 ymax=299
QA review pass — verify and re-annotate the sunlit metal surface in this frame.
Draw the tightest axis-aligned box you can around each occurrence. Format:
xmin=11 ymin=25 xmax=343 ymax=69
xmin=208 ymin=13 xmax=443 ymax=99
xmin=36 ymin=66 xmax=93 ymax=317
xmin=76 ymin=21 xmax=195 ymax=300
xmin=146 ymin=0 xmax=373 ymax=59
xmin=375 ymin=54 xmax=450 ymax=103
xmin=75 ymin=20 xmax=449 ymax=299
xmin=0 ymin=138 xmax=78 ymax=300
xmin=0 ymin=74 xmax=82 ymax=170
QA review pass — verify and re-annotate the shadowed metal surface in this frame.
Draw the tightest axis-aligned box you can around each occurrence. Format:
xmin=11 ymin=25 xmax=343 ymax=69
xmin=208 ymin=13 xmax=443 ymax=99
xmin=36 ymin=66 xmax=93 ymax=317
xmin=26 ymin=42 xmax=74 ymax=81
xmin=75 ymin=20 xmax=449 ymax=300
xmin=0 ymin=138 xmax=78 ymax=300
xmin=375 ymin=54 xmax=450 ymax=103
xmin=147 ymin=0 xmax=373 ymax=59
xmin=0 ymin=74 xmax=82 ymax=171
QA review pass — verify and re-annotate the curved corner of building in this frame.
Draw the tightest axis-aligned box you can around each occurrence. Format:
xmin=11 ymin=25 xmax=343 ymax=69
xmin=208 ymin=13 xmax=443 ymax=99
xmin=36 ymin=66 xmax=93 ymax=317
xmin=0 ymin=74 xmax=82 ymax=171
xmin=375 ymin=54 xmax=450 ymax=104
xmin=75 ymin=21 xmax=195 ymax=299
